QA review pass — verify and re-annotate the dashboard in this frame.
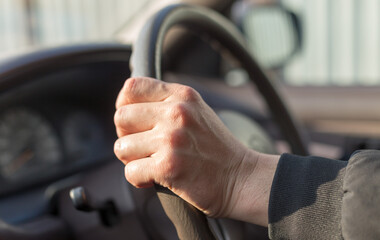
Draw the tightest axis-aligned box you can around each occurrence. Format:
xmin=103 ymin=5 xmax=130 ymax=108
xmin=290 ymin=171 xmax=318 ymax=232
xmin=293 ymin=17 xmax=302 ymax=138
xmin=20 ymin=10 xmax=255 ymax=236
xmin=0 ymin=44 xmax=130 ymax=224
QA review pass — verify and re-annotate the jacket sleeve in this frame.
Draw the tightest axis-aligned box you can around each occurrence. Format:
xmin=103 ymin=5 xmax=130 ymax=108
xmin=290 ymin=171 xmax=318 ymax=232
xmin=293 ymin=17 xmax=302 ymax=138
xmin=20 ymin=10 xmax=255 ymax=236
xmin=268 ymin=150 xmax=380 ymax=239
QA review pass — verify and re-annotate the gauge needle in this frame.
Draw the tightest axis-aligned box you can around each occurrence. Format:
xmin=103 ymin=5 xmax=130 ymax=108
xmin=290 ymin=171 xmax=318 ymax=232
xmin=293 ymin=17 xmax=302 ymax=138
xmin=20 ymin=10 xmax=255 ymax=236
xmin=6 ymin=149 xmax=34 ymax=175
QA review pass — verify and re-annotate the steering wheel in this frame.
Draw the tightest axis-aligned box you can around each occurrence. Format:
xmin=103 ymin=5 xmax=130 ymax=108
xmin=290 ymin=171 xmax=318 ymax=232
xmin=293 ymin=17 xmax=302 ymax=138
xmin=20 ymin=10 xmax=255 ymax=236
xmin=130 ymin=4 xmax=308 ymax=240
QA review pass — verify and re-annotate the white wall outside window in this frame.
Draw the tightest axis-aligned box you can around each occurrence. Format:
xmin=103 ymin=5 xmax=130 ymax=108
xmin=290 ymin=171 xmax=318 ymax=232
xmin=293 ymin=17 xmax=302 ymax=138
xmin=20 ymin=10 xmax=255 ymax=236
xmin=0 ymin=0 xmax=150 ymax=58
xmin=283 ymin=0 xmax=380 ymax=86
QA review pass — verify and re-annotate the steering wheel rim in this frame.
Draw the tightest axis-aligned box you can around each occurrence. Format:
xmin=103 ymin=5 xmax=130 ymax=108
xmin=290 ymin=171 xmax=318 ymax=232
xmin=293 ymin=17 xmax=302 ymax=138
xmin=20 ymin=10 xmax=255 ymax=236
xmin=130 ymin=4 xmax=308 ymax=240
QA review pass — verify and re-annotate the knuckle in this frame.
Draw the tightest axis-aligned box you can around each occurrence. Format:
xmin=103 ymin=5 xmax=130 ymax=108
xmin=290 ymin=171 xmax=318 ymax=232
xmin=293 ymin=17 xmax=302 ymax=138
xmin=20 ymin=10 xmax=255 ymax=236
xmin=114 ymin=106 xmax=128 ymax=126
xmin=159 ymin=155 xmax=181 ymax=181
xmin=114 ymin=139 xmax=123 ymax=159
xmin=165 ymin=157 xmax=177 ymax=175
xmin=123 ymin=77 xmax=138 ymax=94
xmin=180 ymin=85 xmax=199 ymax=101
xmin=114 ymin=108 xmax=122 ymax=126
xmin=114 ymin=138 xmax=130 ymax=160
xmin=122 ymin=78 xmax=140 ymax=101
xmin=168 ymin=103 xmax=191 ymax=127
xmin=166 ymin=129 xmax=190 ymax=149
xmin=158 ymin=132 xmax=189 ymax=182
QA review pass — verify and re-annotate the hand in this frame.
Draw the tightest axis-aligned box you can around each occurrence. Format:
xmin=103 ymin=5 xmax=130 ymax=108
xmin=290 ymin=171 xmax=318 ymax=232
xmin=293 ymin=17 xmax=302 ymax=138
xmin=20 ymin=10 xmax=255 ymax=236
xmin=114 ymin=77 xmax=279 ymax=226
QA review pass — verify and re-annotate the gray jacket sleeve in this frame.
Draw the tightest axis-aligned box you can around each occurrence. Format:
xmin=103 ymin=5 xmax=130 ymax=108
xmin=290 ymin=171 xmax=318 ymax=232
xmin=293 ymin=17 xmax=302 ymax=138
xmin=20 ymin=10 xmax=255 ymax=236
xmin=268 ymin=150 xmax=380 ymax=239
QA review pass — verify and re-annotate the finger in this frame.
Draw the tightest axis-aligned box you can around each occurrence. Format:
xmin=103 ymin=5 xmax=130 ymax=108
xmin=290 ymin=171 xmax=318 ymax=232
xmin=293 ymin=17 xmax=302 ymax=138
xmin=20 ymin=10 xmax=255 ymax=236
xmin=114 ymin=130 xmax=159 ymax=165
xmin=116 ymin=77 xmax=172 ymax=109
xmin=125 ymin=158 xmax=156 ymax=188
xmin=114 ymin=102 xmax=164 ymax=136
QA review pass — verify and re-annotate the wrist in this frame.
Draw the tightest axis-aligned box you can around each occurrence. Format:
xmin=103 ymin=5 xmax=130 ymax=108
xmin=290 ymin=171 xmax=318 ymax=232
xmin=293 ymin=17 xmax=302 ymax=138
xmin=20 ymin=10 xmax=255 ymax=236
xmin=227 ymin=149 xmax=280 ymax=226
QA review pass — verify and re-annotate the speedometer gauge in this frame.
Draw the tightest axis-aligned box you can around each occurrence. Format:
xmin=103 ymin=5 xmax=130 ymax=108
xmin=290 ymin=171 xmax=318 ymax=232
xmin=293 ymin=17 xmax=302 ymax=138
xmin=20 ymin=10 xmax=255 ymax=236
xmin=0 ymin=109 xmax=62 ymax=181
xmin=63 ymin=112 xmax=105 ymax=161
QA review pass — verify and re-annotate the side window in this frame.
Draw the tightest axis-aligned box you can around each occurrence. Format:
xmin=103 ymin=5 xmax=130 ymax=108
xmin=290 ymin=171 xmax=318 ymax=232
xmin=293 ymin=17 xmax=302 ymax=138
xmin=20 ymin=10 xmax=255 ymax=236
xmin=235 ymin=0 xmax=380 ymax=86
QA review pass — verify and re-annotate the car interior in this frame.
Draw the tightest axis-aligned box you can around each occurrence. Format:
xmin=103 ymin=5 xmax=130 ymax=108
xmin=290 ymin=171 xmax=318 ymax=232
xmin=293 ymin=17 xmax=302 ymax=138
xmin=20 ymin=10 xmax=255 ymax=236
xmin=0 ymin=0 xmax=379 ymax=239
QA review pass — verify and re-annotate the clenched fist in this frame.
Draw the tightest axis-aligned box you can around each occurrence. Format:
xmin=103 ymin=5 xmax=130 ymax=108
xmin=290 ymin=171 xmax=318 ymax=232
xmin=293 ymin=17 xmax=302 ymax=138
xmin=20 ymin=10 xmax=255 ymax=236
xmin=114 ymin=77 xmax=279 ymax=226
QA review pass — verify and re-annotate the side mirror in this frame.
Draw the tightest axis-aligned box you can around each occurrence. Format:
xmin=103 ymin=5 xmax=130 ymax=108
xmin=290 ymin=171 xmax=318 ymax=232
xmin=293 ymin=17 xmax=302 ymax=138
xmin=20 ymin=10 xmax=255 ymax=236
xmin=242 ymin=4 xmax=302 ymax=69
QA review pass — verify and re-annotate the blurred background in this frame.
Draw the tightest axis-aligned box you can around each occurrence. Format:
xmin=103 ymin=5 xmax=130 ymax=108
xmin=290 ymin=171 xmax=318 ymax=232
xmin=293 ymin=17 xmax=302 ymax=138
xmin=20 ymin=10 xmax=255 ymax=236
xmin=1 ymin=0 xmax=380 ymax=86
xmin=0 ymin=0 xmax=150 ymax=58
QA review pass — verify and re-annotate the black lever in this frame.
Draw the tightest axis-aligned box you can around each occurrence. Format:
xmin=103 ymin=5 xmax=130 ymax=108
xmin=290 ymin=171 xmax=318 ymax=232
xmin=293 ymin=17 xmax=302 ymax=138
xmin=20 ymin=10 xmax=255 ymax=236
xmin=69 ymin=186 xmax=120 ymax=227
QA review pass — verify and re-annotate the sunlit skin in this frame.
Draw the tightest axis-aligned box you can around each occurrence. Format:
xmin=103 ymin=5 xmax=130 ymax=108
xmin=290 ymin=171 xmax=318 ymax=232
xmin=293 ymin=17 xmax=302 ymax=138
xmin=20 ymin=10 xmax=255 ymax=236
xmin=114 ymin=77 xmax=280 ymax=226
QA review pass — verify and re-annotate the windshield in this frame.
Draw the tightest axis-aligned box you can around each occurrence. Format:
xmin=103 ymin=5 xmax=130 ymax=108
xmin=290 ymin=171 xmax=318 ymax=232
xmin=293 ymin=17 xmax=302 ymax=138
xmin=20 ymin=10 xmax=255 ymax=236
xmin=0 ymin=0 xmax=179 ymax=60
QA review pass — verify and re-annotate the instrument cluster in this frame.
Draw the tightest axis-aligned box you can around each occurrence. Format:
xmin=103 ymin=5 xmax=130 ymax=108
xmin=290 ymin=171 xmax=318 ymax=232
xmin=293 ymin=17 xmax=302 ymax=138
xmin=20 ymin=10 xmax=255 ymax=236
xmin=0 ymin=106 xmax=112 ymax=195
